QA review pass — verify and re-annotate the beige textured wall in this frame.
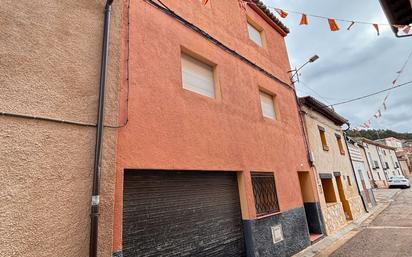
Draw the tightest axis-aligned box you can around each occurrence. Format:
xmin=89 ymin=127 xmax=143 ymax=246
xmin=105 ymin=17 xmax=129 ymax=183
xmin=0 ymin=1 xmax=122 ymax=256
xmin=302 ymin=107 xmax=359 ymax=200
xmin=322 ymin=202 xmax=346 ymax=235
xmin=301 ymin=106 xmax=367 ymax=234
xmin=400 ymin=160 xmax=411 ymax=176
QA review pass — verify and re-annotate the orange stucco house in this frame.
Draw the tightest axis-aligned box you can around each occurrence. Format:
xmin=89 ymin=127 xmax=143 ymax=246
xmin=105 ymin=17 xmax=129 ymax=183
xmin=112 ymin=1 xmax=324 ymax=256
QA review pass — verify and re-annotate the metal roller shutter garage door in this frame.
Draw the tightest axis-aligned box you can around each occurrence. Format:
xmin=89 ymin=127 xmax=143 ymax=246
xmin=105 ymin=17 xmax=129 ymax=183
xmin=123 ymin=170 xmax=246 ymax=257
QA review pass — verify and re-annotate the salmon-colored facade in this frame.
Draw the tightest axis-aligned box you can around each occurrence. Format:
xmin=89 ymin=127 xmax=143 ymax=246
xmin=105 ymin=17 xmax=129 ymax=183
xmin=113 ymin=1 xmax=322 ymax=256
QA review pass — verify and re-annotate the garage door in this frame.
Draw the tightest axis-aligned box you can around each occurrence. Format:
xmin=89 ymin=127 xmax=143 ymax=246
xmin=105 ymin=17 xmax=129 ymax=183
xmin=123 ymin=170 xmax=246 ymax=257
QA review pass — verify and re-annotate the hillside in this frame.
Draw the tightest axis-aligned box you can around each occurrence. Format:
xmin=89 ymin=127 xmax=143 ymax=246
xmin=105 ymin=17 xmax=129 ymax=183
xmin=347 ymin=129 xmax=412 ymax=141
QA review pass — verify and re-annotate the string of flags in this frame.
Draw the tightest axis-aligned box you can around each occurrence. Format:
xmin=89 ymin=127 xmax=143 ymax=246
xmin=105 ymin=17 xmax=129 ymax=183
xmin=357 ymin=50 xmax=412 ymax=130
xmin=271 ymin=6 xmax=411 ymax=36
xmin=201 ymin=0 xmax=412 ymax=36
xmin=200 ymin=0 xmax=411 ymax=129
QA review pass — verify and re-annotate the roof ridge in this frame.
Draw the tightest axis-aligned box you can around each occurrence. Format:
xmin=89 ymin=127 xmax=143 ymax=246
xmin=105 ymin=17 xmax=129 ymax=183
xmin=251 ymin=0 xmax=290 ymax=34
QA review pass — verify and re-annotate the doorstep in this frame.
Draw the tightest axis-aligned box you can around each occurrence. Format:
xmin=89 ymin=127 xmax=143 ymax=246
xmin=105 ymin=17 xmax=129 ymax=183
xmin=310 ymin=234 xmax=324 ymax=244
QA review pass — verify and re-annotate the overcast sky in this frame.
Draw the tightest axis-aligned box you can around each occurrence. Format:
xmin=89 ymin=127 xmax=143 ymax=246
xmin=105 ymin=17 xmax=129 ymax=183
xmin=263 ymin=0 xmax=412 ymax=132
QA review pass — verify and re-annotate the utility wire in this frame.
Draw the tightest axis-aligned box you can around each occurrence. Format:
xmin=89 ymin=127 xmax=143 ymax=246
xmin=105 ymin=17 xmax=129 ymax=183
xmin=245 ymin=1 xmax=410 ymax=27
xmin=326 ymin=80 xmax=412 ymax=107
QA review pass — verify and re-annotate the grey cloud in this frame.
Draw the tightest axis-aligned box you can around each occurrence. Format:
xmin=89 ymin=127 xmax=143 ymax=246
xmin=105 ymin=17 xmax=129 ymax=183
xmin=264 ymin=0 xmax=412 ymax=132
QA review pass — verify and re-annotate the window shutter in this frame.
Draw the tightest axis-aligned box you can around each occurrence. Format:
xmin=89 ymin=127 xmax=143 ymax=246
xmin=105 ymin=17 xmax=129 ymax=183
xmin=247 ymin=22 xmax=263 ymax=47
xmin=260 ymin=91 xmax=276 ymax=119
xmin=181 ymin=53 xmax=215 ymax=98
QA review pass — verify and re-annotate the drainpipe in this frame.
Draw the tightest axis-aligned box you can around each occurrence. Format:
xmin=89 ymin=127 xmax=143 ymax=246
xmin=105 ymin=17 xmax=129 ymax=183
xmin=90 ymin=1 xmax=114 ymax=257
xmin=343 ymin=124 xmax=369 ymax=213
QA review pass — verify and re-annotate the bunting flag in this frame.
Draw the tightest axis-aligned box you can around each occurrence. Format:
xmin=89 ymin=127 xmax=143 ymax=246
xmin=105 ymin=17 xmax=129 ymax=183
xmin=328 ymin=18 xmax=340 ymax=31
xmin=374 ymin=110 xmax=382 ymax=118
xmin=300 ymin=14 xmax=308 ymax=25
xmin=275 ymin=8 xmax=288 ymax=18
xmin=202 ymin=0 xmax=209 ymax=6
xmin=356 ymin=48 xmax=412 ymax=129
xmin=373 ymin=24 xmax=380 ymax=36
xmin=347 ymin=21 xmax=355 ymax=30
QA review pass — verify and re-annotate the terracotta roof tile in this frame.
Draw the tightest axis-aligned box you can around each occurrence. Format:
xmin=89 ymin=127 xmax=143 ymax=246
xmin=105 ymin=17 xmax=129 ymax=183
xmin=250 ymin=0 xmax=290 ymax=34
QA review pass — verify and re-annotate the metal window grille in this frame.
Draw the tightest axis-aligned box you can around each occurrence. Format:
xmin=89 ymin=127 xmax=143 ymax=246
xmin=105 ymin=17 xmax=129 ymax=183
xmin=251 ymin=172 xmax=280 ymax=216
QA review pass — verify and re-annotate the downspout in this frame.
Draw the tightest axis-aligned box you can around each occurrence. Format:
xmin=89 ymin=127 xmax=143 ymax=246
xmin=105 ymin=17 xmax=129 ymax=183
xmin=293 ymin=92 xmax=327 ymax=235
xmin=343 ymin=123 xmax=369 ymax=213
xmin=90 ymin=1 xmax=114 ymax=257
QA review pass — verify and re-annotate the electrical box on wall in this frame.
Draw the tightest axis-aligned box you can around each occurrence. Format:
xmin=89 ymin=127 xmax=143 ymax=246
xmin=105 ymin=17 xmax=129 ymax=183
xmin=271 ymin=225 xmax=284 ymax=244
xmin=308 ymin=151 xmax=315 ymax=166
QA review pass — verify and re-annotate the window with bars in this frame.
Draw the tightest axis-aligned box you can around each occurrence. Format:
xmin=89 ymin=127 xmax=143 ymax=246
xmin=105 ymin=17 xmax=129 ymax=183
xmin=251 ymin=172 xmax=280 ymax=216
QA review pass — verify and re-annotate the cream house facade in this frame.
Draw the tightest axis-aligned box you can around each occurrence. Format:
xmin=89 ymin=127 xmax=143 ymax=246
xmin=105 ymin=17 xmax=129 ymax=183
xmin=359 ymin=138 xmax=403 ymax=186
xmin=299 ymin=97 xmax=365 ymax=235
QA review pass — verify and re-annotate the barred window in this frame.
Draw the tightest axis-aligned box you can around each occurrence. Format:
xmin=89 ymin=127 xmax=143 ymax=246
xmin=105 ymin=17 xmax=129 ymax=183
xmin=251 ymin=172 xmax=280 ymax=216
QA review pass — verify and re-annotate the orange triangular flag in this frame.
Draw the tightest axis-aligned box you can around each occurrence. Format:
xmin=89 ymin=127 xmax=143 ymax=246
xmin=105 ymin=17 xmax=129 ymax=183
xmin=328 ymin=18 xmax=339 ymax=31
xmin=347 ymin=21 xmax=355 ymax=30
xmin=275 ymin=8 xmax=288 ymax=18
xmin=403 ymin=25 xmax=411 ymax=34
xmin=202 ymin=0 xmax=209 ymax=5
xmin=373 ymin=24 xmax=380 ymax=36
xmin=300 ymin=14 xmax=308 ymax=25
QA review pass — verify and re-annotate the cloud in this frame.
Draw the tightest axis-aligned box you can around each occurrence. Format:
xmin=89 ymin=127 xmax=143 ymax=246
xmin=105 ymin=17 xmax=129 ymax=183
xmin=263 ymin=0 xmax=412 ymax=132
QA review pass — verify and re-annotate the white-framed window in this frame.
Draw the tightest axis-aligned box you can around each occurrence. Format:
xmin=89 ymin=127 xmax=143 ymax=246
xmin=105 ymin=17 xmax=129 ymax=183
xmin=181 ymin=52 xmax=215 ymax=98
xmin=247 ymin=21 xmax=264 ymax=47
xmin=259 ymin=90 xmax=276 ymax=120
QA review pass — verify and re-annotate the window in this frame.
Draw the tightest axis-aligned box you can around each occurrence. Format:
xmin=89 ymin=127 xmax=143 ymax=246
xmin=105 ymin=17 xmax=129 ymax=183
xmin=367 ymin=152 xmax=373 ymax=165
xmin=259 ymin=90 xmax=277 ymax=120
xmin=321 ymin=178 xmax=337 ymax=203
xmin=181 ymin=52 xmax=215 ymax=98
xmin=247 ymin=21 xmax=264 ymax=47
xmin=377 ymin=172 xmax=381 ymax=180
xmin=373 ymin=160 xmax=380 ymax=169
xmin=347 ymin=176 xmax=351 ymax=186
xmin=251 ymin=172 xmax=280 ymax=216
xmin=336 ymin=134 xmax=345 ymax=155
xmin=318 ymin=126 xmax=329 ymax=151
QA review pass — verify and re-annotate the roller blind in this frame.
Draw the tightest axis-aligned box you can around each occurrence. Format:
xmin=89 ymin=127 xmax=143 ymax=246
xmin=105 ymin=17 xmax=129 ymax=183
xmin=247 ymin=22 xmax=263 ymax=47
xmin=181 ymin=53 xmax=215 ymax=98
xmin=260 ymin=91 xmax=276 ymax=119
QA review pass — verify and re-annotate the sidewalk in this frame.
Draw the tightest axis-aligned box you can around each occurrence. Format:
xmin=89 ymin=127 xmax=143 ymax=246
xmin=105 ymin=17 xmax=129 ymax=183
xmin=293 ymin=188 xmax=402 ymax=257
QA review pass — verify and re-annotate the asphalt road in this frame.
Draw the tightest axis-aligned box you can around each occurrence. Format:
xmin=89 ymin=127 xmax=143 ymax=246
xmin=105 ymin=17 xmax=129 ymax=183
xmin=329 ymin=187 xmax=412 ymax=257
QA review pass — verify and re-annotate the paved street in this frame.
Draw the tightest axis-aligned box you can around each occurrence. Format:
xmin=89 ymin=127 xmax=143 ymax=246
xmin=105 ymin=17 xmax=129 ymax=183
xmin=329 ymin=187 xmax=412 ymax=257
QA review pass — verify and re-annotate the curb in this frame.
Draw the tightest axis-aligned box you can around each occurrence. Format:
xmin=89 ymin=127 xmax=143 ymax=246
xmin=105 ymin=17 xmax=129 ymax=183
xmin=293 ymin=189 xmax=403 ymax=257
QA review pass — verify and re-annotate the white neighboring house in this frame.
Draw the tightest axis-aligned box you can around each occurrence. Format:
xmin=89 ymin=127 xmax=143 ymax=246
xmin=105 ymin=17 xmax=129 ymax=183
xmin=347 ymin=138 xmax=377 ymax=210
xmin=359 ymin=138 xmax=388 ymax=188
xmin=376 ymin=137 xmax=403 ymax=149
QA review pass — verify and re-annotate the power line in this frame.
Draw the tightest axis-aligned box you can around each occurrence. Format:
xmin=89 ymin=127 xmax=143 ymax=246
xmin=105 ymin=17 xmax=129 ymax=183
xmin=326 ymin=80 xmax=412 ymax=107
xmin=246 ymin=1 xmax=410 ymax=27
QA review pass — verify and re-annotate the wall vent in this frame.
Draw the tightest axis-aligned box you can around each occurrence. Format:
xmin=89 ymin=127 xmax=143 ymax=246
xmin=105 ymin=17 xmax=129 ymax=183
xmin=271 ymin=225 xmax=284 ymax=244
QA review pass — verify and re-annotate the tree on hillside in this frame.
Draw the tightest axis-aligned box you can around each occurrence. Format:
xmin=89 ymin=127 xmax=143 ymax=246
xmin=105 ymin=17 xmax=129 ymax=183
xmin=347 ymin=129 xmax=412 ymax=141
